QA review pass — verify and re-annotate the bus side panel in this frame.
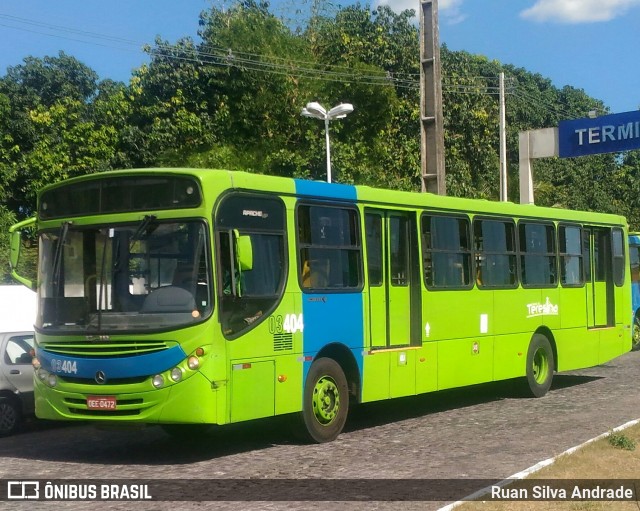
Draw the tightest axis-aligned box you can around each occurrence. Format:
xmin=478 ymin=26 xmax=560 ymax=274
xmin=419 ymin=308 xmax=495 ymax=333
xmin=301 ymin=293 xmax=364 ymax=382
xmin=599 ymin=324 xmax=627 ymax=365
xmin=361 ymin=351 xmax=390 ymax=402
xmin=424 ymin=289 xmax=494 ymax=389
xmin=361 ymin=346 xmax=435 ymax=402
xmin=553 ymin=328 xmax=598 ymax=372
xmin=559 ymin=288 xmax=586 ymax=329
xmin=492 ymin=333 xmax=528 ymax=380
xmin=542 ymin=287 xmax=560 ymax=331
xmin=389 ymin=349 xmax=416 ymax=398
xmin=491 ymin=289 xmax=528 ymax=380
xmin=230 ymin=361 xmax=274 ymax=422
xmin=415 ymin=343 xmax=438 ymax=394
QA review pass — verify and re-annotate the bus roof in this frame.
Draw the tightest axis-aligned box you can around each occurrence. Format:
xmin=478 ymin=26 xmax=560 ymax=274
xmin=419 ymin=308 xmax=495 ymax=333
xmin=39 ymin=168 xmax=627 ymax=227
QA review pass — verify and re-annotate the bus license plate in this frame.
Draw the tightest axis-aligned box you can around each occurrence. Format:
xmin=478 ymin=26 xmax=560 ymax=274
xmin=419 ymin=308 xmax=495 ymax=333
xmin=87 ymin=396 xmax=117 ymax=410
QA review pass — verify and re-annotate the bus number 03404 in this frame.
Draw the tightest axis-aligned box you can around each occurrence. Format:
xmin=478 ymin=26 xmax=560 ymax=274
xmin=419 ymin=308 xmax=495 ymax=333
xmin=269 ymin=314 xmax=304 ymax=334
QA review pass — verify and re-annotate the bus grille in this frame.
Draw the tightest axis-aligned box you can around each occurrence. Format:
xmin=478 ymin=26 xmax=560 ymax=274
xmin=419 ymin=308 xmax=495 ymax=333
xmin=39 ymin=340 xmax=169 ymax=357
xmin=273 ymin=333 xmax=293 ymax=351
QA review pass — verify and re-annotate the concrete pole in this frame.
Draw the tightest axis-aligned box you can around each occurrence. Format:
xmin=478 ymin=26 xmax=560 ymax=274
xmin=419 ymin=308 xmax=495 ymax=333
xmin=499 ymin=72 xmax=508 ymax=201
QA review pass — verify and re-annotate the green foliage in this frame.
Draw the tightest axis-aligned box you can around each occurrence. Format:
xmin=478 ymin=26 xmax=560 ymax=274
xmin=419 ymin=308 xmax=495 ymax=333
xmin=0 ymin=205 xmax=17 ymax=284
xmin=608 ymin=431 xmax=636 ymax=451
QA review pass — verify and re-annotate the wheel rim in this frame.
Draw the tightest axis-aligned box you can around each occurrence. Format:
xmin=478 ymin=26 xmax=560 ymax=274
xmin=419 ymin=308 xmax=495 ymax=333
xmin=0 ymin=402 xmax=17 ymax=434
xmin=311 ymin=375 xmax=340 ymax=425
xmin=532 ymin=347 xmax=549 ymax=384
xmin=633 ymin=317 xmax=640 ymax=349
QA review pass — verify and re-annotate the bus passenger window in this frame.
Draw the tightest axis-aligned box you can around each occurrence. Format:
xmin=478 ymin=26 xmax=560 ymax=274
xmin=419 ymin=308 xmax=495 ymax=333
xmin=473 ymin=219 xmax=517 ymax=288
xmin=422 ymin=214 xmax=471 ymax=289
xmin=297 ymin=205 xmax=362 ymax=291
xmin=519 ymin=222 xmax=556 ymax=287
xmin=559 ymin=225 xmax=583 ymax=287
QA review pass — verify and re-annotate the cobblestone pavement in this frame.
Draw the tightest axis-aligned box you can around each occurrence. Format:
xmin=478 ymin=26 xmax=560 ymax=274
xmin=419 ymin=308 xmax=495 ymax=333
xmin=1 ymin=350 xmax=639 ymax=511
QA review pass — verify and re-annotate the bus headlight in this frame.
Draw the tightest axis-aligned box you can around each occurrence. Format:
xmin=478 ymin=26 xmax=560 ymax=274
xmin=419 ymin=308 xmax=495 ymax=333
xmin=152 ymin=374 xmax=165 ymax=388
xmin=47 ymin=374 xmax=57 ymax=387
xmin=170 ymin=367 xmax=183 ymax=382
xmin=187 ymin=356 xmax=200 ymax=370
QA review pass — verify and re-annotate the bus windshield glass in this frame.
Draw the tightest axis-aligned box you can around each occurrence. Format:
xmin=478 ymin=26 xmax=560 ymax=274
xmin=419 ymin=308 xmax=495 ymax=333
xmin=37 ymin=220 xmax=212 ymax=333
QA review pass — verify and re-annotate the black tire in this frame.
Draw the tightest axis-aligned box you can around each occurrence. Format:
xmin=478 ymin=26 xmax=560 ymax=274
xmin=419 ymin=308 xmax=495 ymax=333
xmin=0 ymin=396 xmax=22 ymax=437
xmin=524 ymin=334 xmax=555 ymax=398
xmin=298 ymin=357 xmax=349 ymax=443
xmin=632 ymin=314 xmax=640 ymax=351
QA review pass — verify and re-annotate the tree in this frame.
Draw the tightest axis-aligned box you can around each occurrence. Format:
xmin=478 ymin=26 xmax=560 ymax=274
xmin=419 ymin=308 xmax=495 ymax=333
xmin=0 ymin=53 xmax=115 ymax=216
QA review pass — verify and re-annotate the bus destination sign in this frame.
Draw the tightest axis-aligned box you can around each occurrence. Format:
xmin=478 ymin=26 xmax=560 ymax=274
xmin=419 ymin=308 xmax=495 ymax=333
xmin=558 ymin=109 xmax=640 ymax=158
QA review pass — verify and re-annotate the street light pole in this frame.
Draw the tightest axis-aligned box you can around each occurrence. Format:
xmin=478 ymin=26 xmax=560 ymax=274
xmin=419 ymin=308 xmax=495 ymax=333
xmin=324 ymin=116 xmax=332 ymax=183
xmin=301 ymin=101 xmax=354 ymax=183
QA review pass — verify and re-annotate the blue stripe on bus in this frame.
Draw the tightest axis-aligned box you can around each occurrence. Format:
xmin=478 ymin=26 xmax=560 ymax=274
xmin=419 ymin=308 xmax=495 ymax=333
xmin=631 ymin=235 xmax=640 ymax=320
xmin=294 ymin=179 xmax=357 ymax=201
xmin=301 ymin=292 xmax=364 ymax=383
xmin=38 ymin=345 xmax=187 ymax=380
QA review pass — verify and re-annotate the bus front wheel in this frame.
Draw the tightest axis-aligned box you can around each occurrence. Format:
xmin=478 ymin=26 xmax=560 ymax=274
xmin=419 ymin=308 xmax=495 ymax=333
xmin=525 ymin=334 xmax=554 ymax=398
xmin=632 ymin=314 xmax=640 ymax=351
xmin=299 ymin=357 xmax=349 ymax=443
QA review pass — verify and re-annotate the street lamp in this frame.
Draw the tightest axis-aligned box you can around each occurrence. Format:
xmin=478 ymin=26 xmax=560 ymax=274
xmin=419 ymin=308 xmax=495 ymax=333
xmin=301 ymin=101 xmax=354 ymax=183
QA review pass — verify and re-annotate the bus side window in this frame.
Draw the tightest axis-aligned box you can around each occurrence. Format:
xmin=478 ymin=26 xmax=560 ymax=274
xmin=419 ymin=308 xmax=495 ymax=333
xmin=630 ymin=245 xmax=640 ymax=283
xmin=297 ymin=204 xmax=362 ymax=291
xmin=519 ymin=221 xmax=556 ymax=287
xmin=474 ymin=218 xmax=517 ymax=289
xmin=559 ymin=224 xmax=583 ymax=287
xmin=422 ymin=214 xmax=471 ymax=289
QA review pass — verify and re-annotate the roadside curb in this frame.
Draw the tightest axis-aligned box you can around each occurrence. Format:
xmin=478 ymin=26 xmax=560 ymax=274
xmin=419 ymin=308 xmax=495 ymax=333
xmin=437 ymin=418 xmax=640 ymax=511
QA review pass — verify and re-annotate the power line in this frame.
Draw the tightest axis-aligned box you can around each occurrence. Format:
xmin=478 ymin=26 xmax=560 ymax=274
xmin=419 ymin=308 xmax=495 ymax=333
xmin=0 ymin=12 xmax=527 ymax=101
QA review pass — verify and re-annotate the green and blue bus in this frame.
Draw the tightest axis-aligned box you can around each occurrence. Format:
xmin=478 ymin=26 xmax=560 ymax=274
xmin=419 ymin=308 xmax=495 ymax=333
xmin=9 ymin=169 xmax=632 ymax=442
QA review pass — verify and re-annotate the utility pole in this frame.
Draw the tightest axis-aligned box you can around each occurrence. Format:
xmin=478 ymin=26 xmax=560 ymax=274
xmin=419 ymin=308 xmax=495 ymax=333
xmin=499 ymin=72 xmax=508 ymax=201
xmin=419 ymin=0 xmax=446 ymax=195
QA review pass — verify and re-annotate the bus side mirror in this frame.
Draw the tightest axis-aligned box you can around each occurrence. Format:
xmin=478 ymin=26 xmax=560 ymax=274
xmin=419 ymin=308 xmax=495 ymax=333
xmin=234 ymin=230 xmax=253 ymax=271
xmin=9 ymin=217 xmax=37 ymax=290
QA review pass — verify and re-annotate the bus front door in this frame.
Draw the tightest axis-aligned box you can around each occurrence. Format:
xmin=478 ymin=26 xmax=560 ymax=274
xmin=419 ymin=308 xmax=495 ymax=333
xmin=365 ymin=210 xmax=420 ymax=349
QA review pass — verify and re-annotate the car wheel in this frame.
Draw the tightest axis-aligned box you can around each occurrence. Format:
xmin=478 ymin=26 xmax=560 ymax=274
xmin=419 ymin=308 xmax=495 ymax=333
xmin=0 ymin=397 xmax=21 ymax=437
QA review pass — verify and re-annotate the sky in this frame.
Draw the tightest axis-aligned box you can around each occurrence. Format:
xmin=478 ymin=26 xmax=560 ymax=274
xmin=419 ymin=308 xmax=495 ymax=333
xmin=0 ymin=0 xmax=639 ymax=116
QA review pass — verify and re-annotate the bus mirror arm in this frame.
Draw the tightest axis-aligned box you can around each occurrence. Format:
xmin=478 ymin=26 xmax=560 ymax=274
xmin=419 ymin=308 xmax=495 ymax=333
xmin=9 ymin=217 xmax=37 ymax=290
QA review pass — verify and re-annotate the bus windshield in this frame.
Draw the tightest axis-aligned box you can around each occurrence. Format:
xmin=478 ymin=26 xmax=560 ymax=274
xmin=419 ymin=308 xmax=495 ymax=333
xmin=37 ymin=219 xmax=212 ymax=333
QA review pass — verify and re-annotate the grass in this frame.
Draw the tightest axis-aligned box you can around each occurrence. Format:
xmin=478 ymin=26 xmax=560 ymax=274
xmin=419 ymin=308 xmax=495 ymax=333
xmin=452 ymin=422 xmax=640 ymax=511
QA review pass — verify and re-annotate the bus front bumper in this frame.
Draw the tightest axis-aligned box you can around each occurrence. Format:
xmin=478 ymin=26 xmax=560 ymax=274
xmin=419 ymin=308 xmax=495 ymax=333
xmin=34 ymin=371 xmax=221 ymax=425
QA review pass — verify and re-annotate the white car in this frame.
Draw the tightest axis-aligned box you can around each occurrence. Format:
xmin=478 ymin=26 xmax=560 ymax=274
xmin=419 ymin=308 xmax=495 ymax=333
xmin=0 ymin=332 xmax=35 ymax=436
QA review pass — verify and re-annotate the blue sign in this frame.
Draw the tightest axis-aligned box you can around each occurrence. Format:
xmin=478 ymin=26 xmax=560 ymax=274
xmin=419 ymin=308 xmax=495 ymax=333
xmin=559 ymin=109 xmax=640 ymax=158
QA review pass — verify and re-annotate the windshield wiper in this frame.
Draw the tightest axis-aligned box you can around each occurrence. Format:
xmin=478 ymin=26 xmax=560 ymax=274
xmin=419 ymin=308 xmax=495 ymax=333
xmin=129 ymin=214 xmax=157 ymax=251
xmin=96 ymin=229 xmax=111 ymax=331
xmin=51 ymin=221 xmax=71 ymax=295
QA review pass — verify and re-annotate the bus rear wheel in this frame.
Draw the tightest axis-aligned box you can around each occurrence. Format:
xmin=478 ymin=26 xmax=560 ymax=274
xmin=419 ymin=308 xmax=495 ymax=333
xmin=299 ymin=357 xmax=349 ymax=443
xmin=525 ymin=334 xmax=554 ymax=398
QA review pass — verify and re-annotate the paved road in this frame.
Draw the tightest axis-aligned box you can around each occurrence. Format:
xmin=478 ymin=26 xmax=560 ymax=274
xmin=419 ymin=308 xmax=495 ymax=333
xmin=1 ymin=350 xmax=639 ymax=510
